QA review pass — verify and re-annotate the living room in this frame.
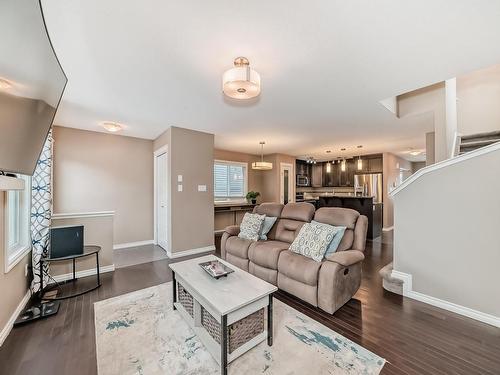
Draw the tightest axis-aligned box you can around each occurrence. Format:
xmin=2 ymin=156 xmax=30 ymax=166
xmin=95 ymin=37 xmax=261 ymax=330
xmin=1 ymin=1 xmax=500 ymax=374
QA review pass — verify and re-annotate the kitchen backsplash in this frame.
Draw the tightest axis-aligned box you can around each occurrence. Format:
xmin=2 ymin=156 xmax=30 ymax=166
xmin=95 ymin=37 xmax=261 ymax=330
xmin=296 ymin=187 xmax=355 ymax=193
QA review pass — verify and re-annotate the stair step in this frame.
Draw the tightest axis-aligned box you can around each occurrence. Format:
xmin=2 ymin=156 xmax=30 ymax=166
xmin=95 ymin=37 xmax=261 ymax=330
xmin=460 ymin=138 xmax=500 ymax=149
xmin=460 ymin=130 xmax=500 ymax=143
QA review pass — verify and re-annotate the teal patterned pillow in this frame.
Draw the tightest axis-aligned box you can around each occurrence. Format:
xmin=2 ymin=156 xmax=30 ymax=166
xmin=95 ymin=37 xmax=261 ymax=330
xmin=289 ymin=222 xmax=337 ymax=262
xmin=311 ymin=220 xmax=346 ymax=258
xmin=238 ymin=213 xmax=266 ymax=241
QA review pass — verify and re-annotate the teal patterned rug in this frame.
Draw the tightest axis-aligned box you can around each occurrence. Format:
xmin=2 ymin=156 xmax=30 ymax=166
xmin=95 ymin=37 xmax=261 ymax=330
xmin=94 ymin=283 xmax=385 ymax=374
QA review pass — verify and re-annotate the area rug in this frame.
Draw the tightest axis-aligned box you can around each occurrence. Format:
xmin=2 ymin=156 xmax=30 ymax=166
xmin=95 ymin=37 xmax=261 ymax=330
xmin=94 ymin=283 xmax=385 ymax=375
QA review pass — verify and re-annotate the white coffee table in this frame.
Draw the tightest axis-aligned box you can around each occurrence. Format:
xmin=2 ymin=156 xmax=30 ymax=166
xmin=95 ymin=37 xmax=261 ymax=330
xmin=169 ymin=255 xmax=277 ymax=375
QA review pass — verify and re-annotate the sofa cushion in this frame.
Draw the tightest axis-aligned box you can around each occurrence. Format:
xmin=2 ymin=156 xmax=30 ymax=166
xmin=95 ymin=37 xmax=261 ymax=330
xmin=249 ymin=262 xmax=278 ymax=285
xmin=278 ymin=273 xmax=318 ymax=306
xmin=253 ymin=202 xmax=284 ymax=218
xmin=280 ymin=202 xmax=315 ymax=222
xmin=274 ymin=219 xmax=305 ymax=244
xmin=289 ymin=222 xmax=337 ymax=262
xmin=238 ymin=213 xmax=265 ymax=241
xmin=337 ymin=229 xmax=354 ymax=251
xmin=225 ymin=236 xmax=253 ymax=259
xmin=314 ymin=207 xmax=359 ymax=229
xmin=278 ymin=251 xmax=323 ymax=286
xmin=248 ymin=240 xmax=289 ymax=269
xmin=226 ymin=253 xmax=249 ymax=272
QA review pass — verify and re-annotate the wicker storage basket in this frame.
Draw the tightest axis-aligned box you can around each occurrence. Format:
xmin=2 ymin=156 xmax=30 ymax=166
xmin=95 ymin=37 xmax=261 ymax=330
xmin=201 ymin=307 xmax=264 ymax=353
xmin=177 ymin=283 xmax=194 ymax=318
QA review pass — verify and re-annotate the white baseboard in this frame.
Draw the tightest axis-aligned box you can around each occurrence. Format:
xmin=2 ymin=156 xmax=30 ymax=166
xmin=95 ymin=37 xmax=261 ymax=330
xmin=113 ymin=240 xmax=154 ymax=250
xmin=50 ymin=264 xmax=115 ymax=283
xmin=166 ymin=245 xmax=215 ymax=259
xmin=391 ymin=270 xmax=500 ymax=328
xmin=0 ymin=290 xmax=31 ymax=347
xmin=382 ymin=226 xmax=394 ymax=232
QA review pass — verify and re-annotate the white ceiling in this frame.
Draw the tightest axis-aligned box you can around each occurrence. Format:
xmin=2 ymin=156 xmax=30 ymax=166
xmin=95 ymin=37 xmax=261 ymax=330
xmin=41 ymin=0 xmax=500 ymax=160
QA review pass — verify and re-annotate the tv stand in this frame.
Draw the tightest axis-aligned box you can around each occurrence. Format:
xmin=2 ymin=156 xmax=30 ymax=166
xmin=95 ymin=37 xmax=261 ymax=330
xmin=39 ymin=245 xmax=102 ymax=300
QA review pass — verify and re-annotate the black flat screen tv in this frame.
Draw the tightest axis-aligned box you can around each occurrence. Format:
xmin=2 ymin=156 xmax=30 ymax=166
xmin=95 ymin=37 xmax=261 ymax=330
xmin=50 ymin=226 xmax=84 ymax=259
xmin=0 ymin=0 xmax=67 ymax=175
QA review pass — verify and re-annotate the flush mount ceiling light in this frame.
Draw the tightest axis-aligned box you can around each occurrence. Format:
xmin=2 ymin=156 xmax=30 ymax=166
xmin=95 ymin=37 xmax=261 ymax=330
xmin=222 ymin=57 xmax=261 ymax=99
xmin=0 ymin=78 xmax=12 ymax=90
xmin=101 ymin=121 xmax=124 ymax=133
xmin=252 ymin=141 xmax=273 ymax=170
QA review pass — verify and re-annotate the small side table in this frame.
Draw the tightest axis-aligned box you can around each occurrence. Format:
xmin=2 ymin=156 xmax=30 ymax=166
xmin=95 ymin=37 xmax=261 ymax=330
xmin=39 ymin=245 xmax=102 ymax=300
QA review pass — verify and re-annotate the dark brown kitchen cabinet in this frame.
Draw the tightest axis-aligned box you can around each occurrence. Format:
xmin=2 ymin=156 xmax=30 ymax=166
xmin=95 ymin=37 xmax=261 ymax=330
xmin=368 ymin=157 xmax=383 ymax=173
xmin=322 ymin=162 xmax=337 ymax=187
xmin=311 ymin=163 xmax=323 ymax=187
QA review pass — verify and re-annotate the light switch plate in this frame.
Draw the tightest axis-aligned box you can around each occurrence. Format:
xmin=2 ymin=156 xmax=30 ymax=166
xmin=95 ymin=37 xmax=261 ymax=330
xmin=177 ymin=175 xmax=183 ymax=183
xmin=198 ymin=185 xmax=207 ymax=192
xmin=177 ymin=184 xmax=183 ymax=192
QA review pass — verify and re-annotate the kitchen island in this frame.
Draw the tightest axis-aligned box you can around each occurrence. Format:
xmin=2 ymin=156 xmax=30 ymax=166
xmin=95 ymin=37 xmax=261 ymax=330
xmin=309 ymin=195 xmax=382 ymax=239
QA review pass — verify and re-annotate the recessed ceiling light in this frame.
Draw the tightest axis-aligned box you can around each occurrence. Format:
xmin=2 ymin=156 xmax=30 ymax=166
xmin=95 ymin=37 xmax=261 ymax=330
xmin=101 ymin=121 xmax=124 ymax=132
xmin=0 ymin=78 xmax=12 ymax=90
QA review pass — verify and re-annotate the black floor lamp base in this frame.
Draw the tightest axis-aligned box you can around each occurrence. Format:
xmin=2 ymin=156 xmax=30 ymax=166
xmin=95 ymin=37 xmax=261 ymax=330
xmin=13 ymin=301 xmax=60 ymax=326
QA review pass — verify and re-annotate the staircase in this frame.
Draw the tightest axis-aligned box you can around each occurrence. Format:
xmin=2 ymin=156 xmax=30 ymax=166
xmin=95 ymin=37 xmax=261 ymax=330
xmin=459 ymin=130 xmax=500 ymax=155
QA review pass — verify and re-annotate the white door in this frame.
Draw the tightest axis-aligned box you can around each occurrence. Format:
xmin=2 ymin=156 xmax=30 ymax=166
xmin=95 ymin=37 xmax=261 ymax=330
xmin=156 ymin=152 xmax=168 ymax=250
xmin=280 ymin=163 xmax=294 ymax=204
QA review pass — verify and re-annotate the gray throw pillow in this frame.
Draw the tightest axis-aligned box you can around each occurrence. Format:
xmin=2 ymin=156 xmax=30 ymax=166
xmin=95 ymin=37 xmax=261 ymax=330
xmin=238 ymin=213 xmax=266 ymax=241
xmin=259 ymin=216 xmax=277 ymax=240
xmin=289 ymin=221 xmax=337 ymax=262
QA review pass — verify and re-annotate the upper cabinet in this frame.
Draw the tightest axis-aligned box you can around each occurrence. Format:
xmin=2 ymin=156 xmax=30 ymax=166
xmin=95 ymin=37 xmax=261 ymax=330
xmin=367 ymin=157 xmax=383 ymax=173
xmin=296 ymin=154 xmax=382 ymax=188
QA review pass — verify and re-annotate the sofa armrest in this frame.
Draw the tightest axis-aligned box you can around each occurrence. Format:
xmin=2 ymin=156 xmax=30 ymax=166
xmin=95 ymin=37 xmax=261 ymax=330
xmin=325 ymin=250 xmax=364 ymax=267
xmin=224 ymin=225 xmax=240 ymax=237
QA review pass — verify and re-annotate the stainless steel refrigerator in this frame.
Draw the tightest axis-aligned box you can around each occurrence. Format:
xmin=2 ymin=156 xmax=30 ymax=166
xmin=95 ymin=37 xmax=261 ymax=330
xmin=354 ymin=173 xmax=383 ymax=203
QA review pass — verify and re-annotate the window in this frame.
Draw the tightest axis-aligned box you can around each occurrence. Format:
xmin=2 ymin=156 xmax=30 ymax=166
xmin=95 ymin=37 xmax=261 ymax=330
xmin=214 ymin=161 xmax=248 ymax=201
xmin=4 ymin=175 xmax=31 ymax=273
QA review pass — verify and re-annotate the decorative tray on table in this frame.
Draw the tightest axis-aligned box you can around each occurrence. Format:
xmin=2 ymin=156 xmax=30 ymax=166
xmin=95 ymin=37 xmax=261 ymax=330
xmin=199 ymin=260 xmax=234 ymax=279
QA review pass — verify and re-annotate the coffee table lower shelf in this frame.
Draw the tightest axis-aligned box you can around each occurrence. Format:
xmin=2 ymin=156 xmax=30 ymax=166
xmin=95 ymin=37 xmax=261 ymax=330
xmin=172 ymin=276 xmax=273 ymax=375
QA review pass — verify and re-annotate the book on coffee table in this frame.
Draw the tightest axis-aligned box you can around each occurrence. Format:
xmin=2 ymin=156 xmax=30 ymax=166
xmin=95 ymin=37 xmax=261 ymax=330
xmin=199 ymin=260 xmax=234 ymax=279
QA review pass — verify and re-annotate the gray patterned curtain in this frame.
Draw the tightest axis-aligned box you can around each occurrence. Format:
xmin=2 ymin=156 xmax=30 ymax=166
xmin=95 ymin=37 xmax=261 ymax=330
xmin=30 ymin=129 xmax=53 ymax=294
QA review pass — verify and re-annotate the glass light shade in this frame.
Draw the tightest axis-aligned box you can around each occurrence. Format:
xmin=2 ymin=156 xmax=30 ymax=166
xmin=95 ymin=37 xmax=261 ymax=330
xmin=101 ymin=121 xmax=123 ymax=132
xmin=222 ymin=66 xmax=261 ymax=99
xmin=251 ymin=161 xmax=273 ymax=170
xmin=341 ymin=160 xmax=346 ymax=172
xmin=326 ymin=162 xmax=331 ymax=173
xmin=357 ymin=158 xmax=363 ymax=170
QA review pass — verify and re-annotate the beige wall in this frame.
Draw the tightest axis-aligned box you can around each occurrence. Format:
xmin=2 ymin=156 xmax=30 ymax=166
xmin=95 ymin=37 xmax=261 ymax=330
xmin=393 ymin=148 xmax=500 ymax=318
xmin=0 ymin=193 xmax=30 ymax=338
xmin=214 ymin=149 xmax=264 ymax=200
xmin=154 ymin=127 xmax=214 ymax=254
xmin=382 ymin=152 xmax=413 ymax=228
xmin=398 ymin=82 xmax=447 ymax=163
xmin=425 ymin=132 xmax=436 ymax=166
xmin=260 ymin=153 xmax=296 ymax=203
xmin=52 ymin=126 xmax=154 ymax=245
xmin=50 ymin=215 xmax=113 ymax=276
xmin=457 ymin=64 xmax=500 ymax=136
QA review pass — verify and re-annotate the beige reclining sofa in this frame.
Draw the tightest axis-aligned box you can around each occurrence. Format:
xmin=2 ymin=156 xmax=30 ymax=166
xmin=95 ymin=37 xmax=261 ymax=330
xmin=221 ymin=202 xmax=368 ymax=314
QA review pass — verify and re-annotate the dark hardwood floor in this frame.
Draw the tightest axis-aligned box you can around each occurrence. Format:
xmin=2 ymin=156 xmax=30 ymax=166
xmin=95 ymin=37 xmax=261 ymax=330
xmin=1 ymin=233 xmax=499 ymax=374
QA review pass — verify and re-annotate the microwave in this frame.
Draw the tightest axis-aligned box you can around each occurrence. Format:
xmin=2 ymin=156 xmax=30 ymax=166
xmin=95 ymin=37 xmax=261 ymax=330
xmin=296 ymin=175 xmax=309 ymax=186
